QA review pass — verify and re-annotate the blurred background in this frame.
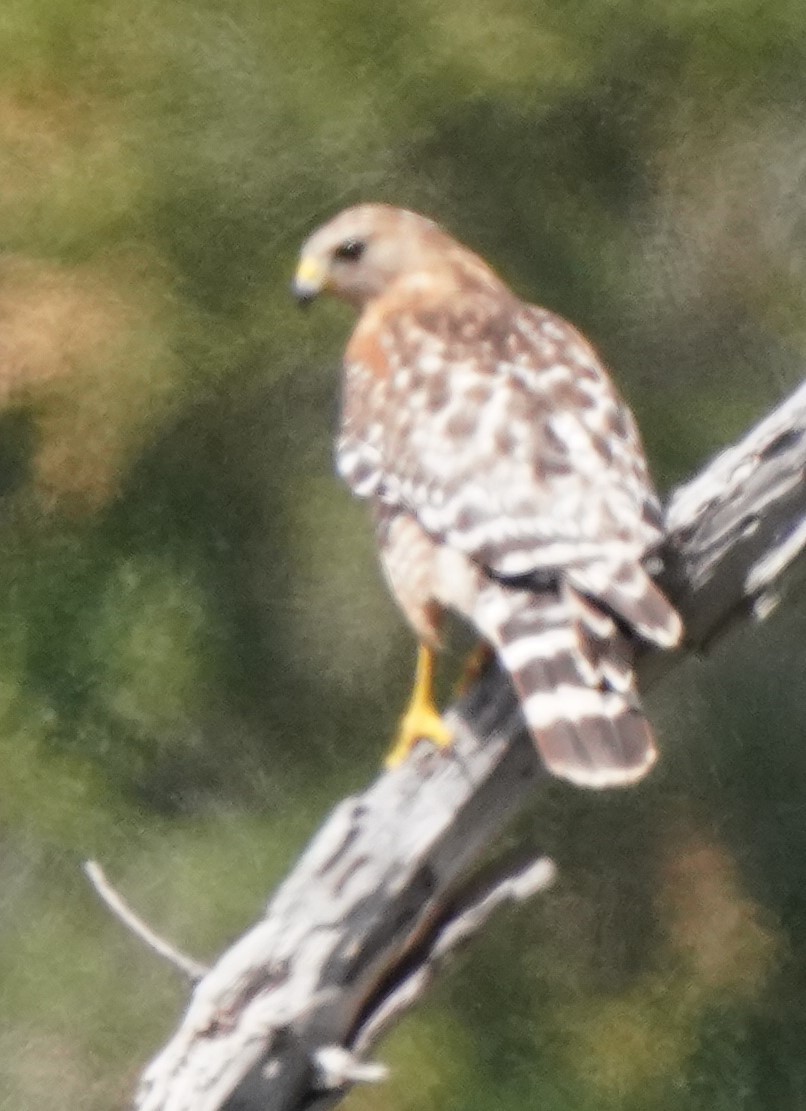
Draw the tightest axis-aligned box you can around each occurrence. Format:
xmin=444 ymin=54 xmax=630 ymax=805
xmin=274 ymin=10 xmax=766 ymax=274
xmin=2 ymin=1 xmax=806 ymax=1107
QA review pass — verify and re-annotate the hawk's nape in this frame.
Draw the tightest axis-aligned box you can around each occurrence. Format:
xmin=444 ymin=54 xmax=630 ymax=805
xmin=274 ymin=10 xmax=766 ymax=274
xmin=293 ymin=203 xmax=682 ymax=788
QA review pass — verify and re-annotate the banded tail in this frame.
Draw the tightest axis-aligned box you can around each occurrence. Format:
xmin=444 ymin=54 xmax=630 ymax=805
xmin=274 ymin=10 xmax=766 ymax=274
xmin=482 ymin=565 xmax=681 ymax=788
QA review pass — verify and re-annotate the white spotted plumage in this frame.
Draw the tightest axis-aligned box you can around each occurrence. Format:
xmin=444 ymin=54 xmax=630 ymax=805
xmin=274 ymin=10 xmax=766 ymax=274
xmin=298 ymin=203 xmax=682 ymax=787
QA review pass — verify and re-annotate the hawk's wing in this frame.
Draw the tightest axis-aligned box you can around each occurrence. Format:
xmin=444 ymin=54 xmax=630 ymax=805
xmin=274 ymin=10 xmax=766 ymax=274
xmin=338 ymin=298 xmax=663 ymax=580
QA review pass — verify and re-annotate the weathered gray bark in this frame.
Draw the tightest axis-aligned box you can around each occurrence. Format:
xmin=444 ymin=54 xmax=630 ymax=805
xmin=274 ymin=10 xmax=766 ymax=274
xmin=131 ymin=380 xmax=806 ymax=1111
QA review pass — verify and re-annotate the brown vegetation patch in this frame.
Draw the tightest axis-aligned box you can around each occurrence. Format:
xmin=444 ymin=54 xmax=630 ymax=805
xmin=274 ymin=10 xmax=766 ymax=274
xmin=658 ymin=826 xmax=780 ymax=999
xmin=0 ymin=253 xmax=178 ymax=511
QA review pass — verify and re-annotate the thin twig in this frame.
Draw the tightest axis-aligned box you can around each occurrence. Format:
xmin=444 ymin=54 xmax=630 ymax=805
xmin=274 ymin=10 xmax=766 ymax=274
xmin=83 ymin=860 xmax=209 ymax=983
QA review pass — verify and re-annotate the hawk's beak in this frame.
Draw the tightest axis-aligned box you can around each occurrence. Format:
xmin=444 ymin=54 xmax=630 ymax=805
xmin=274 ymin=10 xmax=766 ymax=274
xmin=292 ymin=257 xmax=327 ymax=307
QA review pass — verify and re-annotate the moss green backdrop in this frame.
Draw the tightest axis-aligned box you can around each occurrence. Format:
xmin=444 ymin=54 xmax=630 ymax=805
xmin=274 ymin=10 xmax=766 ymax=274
xmin=1 ymin=1 xmax=806 ymax=1108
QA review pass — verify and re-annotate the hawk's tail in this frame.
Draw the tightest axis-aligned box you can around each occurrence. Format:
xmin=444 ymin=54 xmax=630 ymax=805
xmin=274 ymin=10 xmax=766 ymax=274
xmin=487 ymin=580 xmax=669 ymax=788
xmin=565 ymin=560 xmax=683 ymax=650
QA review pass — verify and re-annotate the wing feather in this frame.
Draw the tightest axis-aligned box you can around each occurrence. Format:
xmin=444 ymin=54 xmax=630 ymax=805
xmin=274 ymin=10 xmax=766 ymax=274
xmin=338 ymin=297 xmax=663 ymax=577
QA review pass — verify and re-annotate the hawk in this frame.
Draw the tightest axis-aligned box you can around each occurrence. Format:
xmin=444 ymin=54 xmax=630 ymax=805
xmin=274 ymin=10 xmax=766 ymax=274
xmin=292 ymin=204 xmax=682 ymax=788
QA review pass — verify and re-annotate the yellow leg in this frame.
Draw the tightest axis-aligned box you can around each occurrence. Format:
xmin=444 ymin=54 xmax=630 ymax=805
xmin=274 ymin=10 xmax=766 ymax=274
xmin=385 ymin=643 xmax=453 ymax=769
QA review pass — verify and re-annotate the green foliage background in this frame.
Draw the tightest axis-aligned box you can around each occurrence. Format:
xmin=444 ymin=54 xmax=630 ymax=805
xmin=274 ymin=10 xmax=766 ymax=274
xmin=2 ymin=1 xmax=806 ymax=1107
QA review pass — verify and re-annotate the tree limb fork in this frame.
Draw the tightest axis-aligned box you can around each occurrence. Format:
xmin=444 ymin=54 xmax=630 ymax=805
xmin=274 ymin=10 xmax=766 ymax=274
xmin=109 ymin=380 xmax=806 ymax=1111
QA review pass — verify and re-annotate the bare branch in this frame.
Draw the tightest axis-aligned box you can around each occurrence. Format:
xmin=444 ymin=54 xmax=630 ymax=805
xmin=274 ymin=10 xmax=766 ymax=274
xmin=312 ymin=1047 xmax=389 ymax=1091
xmin=350 ymin=855 xmax=556 ymax=1058
xmin=83 ymin=861 xmax=208 ymax=983
xmin=131 ymin=380 xmax=806 ymax=1111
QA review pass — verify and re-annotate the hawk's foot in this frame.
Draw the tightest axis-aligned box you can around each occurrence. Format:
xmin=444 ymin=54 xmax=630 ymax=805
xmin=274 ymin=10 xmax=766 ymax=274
xmin=384 ymin=642 xmax=453 ymax=768
xmin=385 ymin=703 xmax=453 ymax=769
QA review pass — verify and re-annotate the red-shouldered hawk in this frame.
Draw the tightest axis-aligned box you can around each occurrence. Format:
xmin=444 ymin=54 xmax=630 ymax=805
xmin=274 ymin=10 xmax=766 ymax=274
xmin=292 ymin=204 xmax=682 ymax=788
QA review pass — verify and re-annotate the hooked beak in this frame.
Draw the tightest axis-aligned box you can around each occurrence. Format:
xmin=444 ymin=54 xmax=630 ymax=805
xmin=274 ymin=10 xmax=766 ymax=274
xmin=291 ymin=256 xmax=327 ymax=307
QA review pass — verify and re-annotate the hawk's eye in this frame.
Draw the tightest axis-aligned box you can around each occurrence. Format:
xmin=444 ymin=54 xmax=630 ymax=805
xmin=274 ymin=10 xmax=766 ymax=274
xmin=334 ymin=239 xmax=366 ymax=263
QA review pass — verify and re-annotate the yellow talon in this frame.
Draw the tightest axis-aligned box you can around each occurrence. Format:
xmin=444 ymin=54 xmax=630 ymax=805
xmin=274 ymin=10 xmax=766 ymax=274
xmin=385 ymin=643 xmax=453 ymax=768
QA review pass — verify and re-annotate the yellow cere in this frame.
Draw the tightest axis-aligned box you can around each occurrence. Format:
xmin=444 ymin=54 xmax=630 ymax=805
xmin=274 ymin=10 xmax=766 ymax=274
xmin=295 ymin=256 xmax=327 ymax=287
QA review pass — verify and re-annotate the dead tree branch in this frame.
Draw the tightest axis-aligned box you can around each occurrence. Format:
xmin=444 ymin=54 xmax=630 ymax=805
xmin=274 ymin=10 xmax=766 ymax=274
xmin=129 ymin=380 xmax=806 ymax=1111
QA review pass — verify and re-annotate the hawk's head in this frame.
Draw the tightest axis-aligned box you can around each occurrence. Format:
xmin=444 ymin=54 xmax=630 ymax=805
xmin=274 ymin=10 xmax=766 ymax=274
xmin=292 ymin=204 xmax=497 ymax=310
